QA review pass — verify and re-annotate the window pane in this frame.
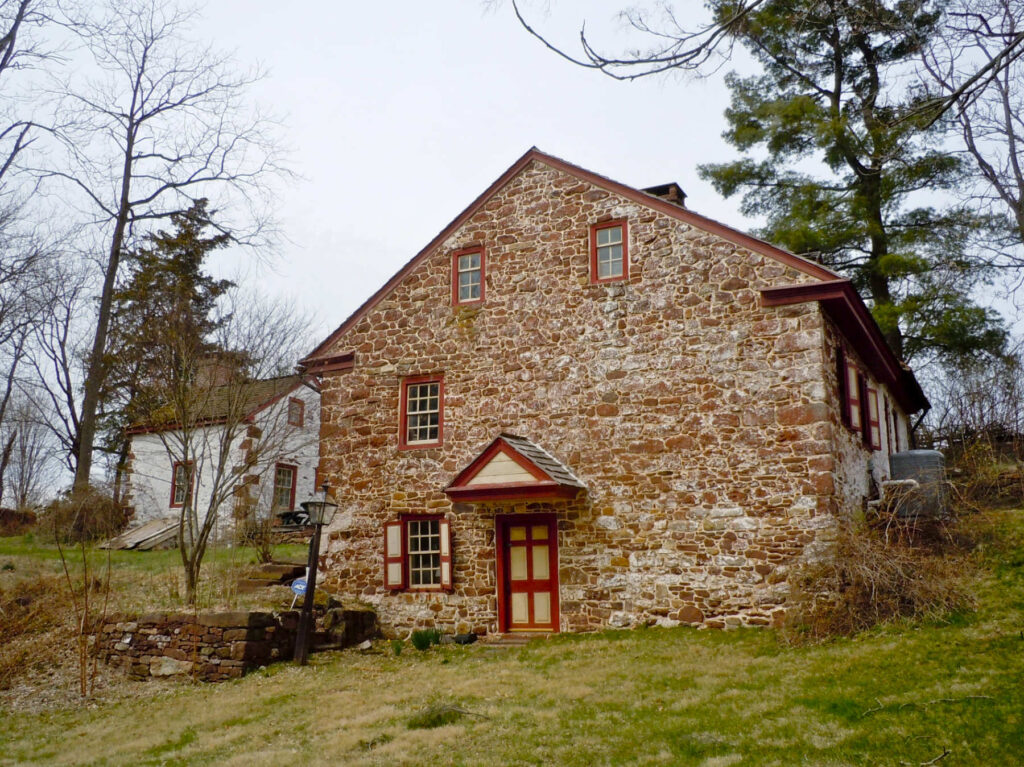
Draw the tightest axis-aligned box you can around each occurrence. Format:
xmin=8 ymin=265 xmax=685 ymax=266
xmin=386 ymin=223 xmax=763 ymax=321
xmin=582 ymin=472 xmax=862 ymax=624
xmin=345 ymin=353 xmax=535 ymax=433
xmin=405 ymin=382 xmax=441 ymax=444
xmin=407 ymin=519 xmax=441 ymax=586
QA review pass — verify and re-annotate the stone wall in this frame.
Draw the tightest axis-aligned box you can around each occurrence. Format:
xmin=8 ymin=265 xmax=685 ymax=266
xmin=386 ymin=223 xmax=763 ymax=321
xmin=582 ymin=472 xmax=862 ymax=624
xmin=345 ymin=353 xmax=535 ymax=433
xmin=97 ymin=609 xmax=377 ymax=682
xmin=97 ymin=611 xmax=299 ymax=681
xmin=315 ymin=158 xmax=875 ymax=635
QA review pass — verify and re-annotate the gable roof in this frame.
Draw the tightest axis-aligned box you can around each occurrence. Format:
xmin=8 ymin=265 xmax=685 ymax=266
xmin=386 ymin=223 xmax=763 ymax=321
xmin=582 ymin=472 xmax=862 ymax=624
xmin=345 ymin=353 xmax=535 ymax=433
xmin=126 ymin=375 xmax=314 ymax=435
xmin=299 ymin=148 xmax=925 ymax=413
xmin=445 ymin=433 xmax=586 ymax=502
xmin=300 ymin=147 xmax=840 ymax=368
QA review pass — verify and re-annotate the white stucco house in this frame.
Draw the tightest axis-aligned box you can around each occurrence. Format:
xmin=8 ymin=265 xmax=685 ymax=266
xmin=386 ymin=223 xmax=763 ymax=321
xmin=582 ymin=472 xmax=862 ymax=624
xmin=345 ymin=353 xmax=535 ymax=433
xmin=122 ymin=374 xmax=321 ymax=540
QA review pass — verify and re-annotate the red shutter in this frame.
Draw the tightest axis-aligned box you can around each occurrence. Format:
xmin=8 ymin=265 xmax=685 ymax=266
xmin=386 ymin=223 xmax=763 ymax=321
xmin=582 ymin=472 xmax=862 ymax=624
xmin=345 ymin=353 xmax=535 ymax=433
xmin=867 ymin=387 xmax=881 ymax=450
xmin=384 ymin=520 xmax=405 ymax=590
xmin=438 ymin=517 xmax=453 ymax=592
xmin=846 ymin=361 xmax=862 ymax=432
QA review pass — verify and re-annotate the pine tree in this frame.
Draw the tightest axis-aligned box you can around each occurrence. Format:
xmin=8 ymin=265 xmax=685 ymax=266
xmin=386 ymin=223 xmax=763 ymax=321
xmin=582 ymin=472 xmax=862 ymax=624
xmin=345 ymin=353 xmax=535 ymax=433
xmin=698 ymin=0 xmax=1007 ymax=363
xmin=100 ymin=199 xmax=234 ymax=498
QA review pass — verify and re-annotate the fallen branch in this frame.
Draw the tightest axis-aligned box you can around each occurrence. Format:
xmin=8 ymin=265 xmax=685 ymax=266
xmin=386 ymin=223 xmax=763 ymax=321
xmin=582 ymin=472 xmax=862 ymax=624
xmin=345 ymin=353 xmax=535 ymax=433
xmin=898 ymin=695 xmax=993 ymax=710
xmin=861 ymin=694 xmax=992 ymax=718
xmin=900 ymin=747 xmax=951 ymax=766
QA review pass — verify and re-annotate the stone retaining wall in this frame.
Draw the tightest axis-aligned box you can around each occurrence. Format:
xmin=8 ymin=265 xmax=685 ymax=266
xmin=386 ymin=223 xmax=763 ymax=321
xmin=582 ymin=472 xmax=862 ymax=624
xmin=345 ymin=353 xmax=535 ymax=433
xmin=97 ymin=608 xmax=378 ymax=682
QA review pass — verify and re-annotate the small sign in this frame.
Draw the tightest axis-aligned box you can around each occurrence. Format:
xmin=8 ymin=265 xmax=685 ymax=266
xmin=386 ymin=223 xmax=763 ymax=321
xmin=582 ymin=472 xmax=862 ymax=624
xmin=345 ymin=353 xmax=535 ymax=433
xmin=291 ymin=578 xmax=307 ymax=596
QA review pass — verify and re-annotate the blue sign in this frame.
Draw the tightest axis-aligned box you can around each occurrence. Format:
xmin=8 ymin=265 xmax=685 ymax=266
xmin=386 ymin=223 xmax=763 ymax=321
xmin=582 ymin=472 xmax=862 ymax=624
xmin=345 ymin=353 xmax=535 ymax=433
xmin=291 ymin=578 xmax=307 ymax=596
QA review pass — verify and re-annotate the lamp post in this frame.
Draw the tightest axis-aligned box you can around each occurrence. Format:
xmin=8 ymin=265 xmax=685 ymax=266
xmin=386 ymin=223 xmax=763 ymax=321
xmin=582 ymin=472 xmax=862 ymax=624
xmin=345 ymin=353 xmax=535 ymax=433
xmin=293 ymin=482 xmax=338 ymax=665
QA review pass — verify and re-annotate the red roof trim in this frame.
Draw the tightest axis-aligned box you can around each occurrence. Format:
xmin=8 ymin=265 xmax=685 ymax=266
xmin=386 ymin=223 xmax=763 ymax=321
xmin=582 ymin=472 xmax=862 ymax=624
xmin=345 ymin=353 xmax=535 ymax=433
xmin=447 ymin=439 xmax=552 ymax=488
xmin=301 ymin=147 xmax=839 ymax=365
xmin=446 ymin=483 xmax=580 ymax=502
xmin=759 ymin=281 xmax=928 ymax=413
xmin=125 ymin=376 xmax=316 ymax=436
xmin=300 ymin=352 xmax=354 ymax=375
xmin=445 ymin=434 xmax=583 ymax=501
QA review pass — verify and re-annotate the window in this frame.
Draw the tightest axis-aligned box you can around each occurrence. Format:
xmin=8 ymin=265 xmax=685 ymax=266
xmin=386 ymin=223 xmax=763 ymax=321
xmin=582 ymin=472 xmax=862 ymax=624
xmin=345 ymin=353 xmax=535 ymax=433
xmin=170 ymin=461 xmax=193 ymax=507
xmin=452 ymin=247 xmax=485 ymax=305
xmin=272 ymin=464 xmax=297 ymax=512
xmin=590 ymin=220 xmax=628 ymax=283
xmin=866 ymin=388 xmax=881 ymax=451
xmin=384 ymin=516 xmax=453 ymax=591
xmin=287 ymin=397 xmax=304 ymax=427
xmin=845 ymin=359 xmax=862 ymax=433
xmin=400 ymin=376 xmax=443 ymax=449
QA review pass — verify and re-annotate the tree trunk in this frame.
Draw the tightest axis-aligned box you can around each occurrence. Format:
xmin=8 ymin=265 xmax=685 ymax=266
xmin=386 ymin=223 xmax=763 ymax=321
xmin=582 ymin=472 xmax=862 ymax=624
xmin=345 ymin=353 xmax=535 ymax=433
xmin=73 ymin=127 xmax=136 ymax=490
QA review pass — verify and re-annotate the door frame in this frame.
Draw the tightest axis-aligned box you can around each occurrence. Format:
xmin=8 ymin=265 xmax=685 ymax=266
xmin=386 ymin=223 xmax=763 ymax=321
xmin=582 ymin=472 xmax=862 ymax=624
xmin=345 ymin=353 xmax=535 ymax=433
xmin=495 ymin=513 xmax=560 ymax=633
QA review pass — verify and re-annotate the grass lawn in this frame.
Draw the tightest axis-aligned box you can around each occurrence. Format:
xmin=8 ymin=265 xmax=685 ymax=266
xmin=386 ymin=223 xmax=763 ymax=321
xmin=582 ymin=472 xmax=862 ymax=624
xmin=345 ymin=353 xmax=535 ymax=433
xmin=0 ymin=536 xmax=309 ymax=613
xmin=1 ymin=510 xmax=1022 ymax=766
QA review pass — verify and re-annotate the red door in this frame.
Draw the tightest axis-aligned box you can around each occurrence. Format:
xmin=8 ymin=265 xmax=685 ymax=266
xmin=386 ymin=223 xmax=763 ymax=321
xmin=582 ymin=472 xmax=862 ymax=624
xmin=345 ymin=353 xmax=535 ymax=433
xmin=497 ymin=515 xmax=559 ymax=632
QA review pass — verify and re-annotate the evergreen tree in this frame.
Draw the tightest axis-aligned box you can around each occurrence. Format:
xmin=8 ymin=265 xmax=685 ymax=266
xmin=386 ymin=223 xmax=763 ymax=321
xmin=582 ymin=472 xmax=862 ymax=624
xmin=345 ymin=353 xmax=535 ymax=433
xmin=698 ymin=0 xmax=1007 ymax=363
xmin=100 ymin=199 xmax=234 ymax=497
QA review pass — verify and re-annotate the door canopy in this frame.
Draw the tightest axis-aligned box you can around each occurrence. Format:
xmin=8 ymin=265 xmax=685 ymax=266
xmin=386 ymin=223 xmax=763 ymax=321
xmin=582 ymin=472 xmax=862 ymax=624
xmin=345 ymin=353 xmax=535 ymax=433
xmin=444 ymin=433 xmax=586 ymax=502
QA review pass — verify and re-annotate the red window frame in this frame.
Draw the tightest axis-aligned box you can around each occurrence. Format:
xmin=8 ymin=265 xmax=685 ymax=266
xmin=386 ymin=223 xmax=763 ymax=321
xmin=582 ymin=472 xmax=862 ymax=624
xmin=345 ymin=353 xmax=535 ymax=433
xmin=170 ymin=461 xmax=193 ymax=508
xmin=272 ymin=463 xmax=298 ymax=512
xmin=287 ymin=397 xmax=304 ymax=427
xmin=399 ymin=375 xmax=444 ymax=450
xmin=384 ymin=515 xmax=453 ymax=592
xmin=590 ymin=219 xmax=629 ymax=284
xmin=452 ymin=246 xmax=485 ymax=306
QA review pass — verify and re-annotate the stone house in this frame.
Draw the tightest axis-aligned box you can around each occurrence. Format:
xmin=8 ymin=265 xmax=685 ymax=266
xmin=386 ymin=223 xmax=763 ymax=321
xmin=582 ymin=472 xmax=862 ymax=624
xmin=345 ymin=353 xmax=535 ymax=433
xmin=301 ymin=148 xmax=927 ymax=636
xmin=124 ymin=374 xmax=321 ymax=539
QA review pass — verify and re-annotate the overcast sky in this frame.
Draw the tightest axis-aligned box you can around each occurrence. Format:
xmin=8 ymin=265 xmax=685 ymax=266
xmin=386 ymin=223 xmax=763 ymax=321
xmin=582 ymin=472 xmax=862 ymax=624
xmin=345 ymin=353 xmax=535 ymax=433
xmin=198 ymin=1 xmax=760 ymax=342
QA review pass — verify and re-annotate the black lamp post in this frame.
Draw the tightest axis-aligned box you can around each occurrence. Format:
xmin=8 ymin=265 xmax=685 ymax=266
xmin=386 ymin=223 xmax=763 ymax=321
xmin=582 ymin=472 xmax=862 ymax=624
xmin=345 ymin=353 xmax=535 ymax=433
xmin=293 ymin=482 xmax=338 ymax=665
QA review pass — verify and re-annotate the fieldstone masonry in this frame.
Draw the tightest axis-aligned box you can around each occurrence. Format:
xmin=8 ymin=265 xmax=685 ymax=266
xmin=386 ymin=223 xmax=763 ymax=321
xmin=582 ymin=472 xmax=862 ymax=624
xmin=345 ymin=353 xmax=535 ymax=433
xmin=312 ymin=156 xmax=915 ymax=636
xmin=97 ymin=609 xmax=377 ymax=681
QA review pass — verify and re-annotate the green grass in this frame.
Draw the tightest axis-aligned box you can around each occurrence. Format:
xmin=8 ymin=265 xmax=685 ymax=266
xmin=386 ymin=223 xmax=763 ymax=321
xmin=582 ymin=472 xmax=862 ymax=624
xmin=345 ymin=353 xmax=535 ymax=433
xmin=1 ymin=510 xmax=1022 ymax=766
xmin=0 ymin=535 xmax=308 ymax=613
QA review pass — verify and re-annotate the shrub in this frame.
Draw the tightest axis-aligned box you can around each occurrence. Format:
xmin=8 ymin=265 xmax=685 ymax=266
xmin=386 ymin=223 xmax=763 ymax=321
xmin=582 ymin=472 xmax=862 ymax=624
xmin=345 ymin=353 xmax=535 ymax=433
xmin=41 ymin=488 xmax=127 ymax=544
xmin=0 ymin=507 xmax=37 ymax=536
xmin=410 ymin=628 xmax=442 ymax=651
xmin=782 ymin=511 xmax=974 ymax=644
xmin=391 ymin=639 xmax=403 ymax=656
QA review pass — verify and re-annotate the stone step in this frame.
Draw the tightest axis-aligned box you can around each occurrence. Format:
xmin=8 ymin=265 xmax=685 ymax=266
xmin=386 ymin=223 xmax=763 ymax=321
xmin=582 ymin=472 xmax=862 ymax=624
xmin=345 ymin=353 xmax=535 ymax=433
xmin=482 ymin=633 xmax=552 ymax=648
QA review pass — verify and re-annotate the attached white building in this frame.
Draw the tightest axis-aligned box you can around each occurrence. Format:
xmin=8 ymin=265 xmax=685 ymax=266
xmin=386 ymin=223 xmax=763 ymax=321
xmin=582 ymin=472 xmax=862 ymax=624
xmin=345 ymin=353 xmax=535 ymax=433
xmin=123 ymin=375 xmax=321 ymax=540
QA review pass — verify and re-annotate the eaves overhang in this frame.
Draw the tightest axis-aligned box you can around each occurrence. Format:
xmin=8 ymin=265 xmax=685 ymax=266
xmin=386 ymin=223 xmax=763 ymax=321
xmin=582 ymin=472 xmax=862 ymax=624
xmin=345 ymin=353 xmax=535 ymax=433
xmin=760 ymin=280 xmax=929 ymax=414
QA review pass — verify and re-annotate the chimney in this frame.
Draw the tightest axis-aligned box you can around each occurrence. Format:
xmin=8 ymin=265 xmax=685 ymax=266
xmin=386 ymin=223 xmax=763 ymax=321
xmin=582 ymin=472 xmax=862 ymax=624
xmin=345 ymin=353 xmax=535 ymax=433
xmin=642 ymin=182 xmax=687 ymax=208
xmin=195 ymin=351 xmax=244 ymax=388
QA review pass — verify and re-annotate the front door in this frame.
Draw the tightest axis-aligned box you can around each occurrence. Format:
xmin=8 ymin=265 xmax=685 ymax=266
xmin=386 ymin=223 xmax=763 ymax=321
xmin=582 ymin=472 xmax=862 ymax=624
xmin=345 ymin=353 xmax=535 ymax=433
xmin=497 ymin=515 xmax=559 ymax=632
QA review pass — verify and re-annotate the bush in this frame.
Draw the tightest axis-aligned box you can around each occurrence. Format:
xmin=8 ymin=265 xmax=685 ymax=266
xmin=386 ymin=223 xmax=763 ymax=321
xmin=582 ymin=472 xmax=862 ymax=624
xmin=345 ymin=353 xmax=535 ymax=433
xmin=40 ymin=488 xmax=127 ymax=544
xmin=782 ymin=511 xmax=974 ymax=644
xmin=410 ymin=628 xmax=442 ymax=651
xmin=237 ymin=513 xmax=276 ymax=563
xmin=0 ymin=507 xmax=37 ymax=536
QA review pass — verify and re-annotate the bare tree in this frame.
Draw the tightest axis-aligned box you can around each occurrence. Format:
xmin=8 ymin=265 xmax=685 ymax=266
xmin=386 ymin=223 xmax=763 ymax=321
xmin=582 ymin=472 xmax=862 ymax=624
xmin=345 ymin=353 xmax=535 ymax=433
xmin=1 ymin=393 xmax=59 ymax=508
xmin=0 ymin=0 xmax=55 ymax=186
xmin=511 ymin=0 xmax=1024 ymax=98
xmin=131 ymin=291 xmax=313 ymax=604
xmin=922 ymin=0 xmax=1024 ymax=273
xmin=33 ymin=0 xmax=287 ymax=490
xmin=25 ymin=255 xmax=92 ymax=475
xmin=0 ymin=214 xmax=49 ymax=503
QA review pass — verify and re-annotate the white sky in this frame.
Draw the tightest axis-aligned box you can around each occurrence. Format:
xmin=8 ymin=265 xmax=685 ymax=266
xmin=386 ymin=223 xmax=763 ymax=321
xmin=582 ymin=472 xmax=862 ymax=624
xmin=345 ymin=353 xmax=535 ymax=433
xmin=200 ymin=1 xmax=754 ymax=342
